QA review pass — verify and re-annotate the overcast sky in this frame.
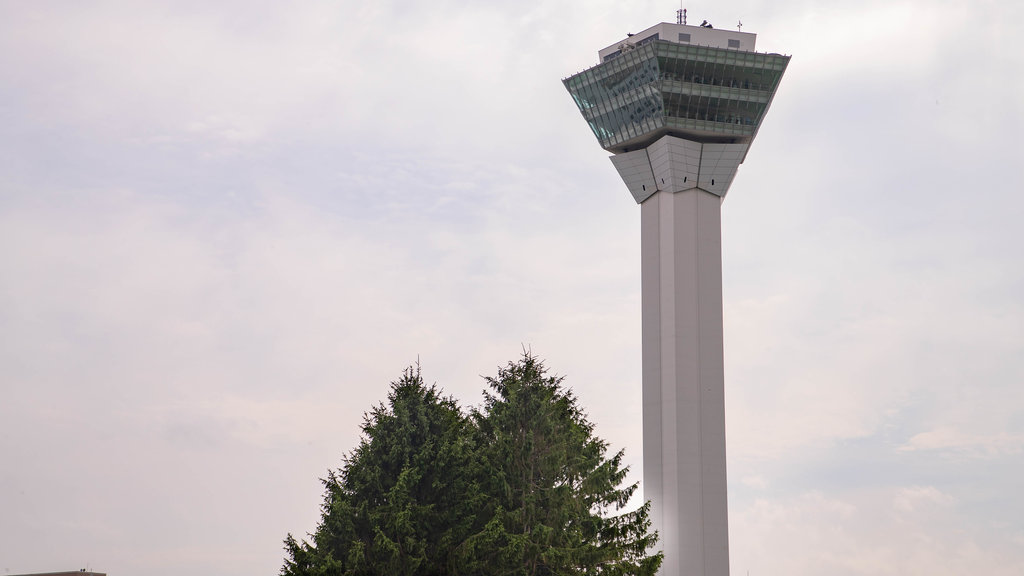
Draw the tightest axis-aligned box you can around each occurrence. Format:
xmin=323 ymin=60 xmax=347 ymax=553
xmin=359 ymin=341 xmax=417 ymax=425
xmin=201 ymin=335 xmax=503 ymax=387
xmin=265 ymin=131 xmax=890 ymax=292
xmin=2 ymin=1 xmax=1023 ymax=575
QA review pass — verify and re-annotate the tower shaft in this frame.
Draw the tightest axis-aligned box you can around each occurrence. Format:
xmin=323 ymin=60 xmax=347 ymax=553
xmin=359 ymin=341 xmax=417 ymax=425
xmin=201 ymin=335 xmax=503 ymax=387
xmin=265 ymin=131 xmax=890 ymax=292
xmin=642 ymin=188 xmax=728 ymax=576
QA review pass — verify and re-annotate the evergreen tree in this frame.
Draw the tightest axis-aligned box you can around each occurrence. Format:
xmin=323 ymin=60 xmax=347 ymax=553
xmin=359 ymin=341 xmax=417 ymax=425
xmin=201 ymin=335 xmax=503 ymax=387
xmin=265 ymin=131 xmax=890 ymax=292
xmin=283 ymin=355 xmax=661 ymax=576
xmin=457 ymin=354 xmax=662 ymax=576
xmin=283 ymin=366 xmax=481 ymax=576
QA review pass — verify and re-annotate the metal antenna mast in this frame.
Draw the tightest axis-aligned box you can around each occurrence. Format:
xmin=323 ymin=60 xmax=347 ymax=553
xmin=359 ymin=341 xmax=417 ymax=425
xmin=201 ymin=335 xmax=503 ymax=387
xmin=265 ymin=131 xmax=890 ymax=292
xmin=677 ymin=7 xmax=687 ymax=25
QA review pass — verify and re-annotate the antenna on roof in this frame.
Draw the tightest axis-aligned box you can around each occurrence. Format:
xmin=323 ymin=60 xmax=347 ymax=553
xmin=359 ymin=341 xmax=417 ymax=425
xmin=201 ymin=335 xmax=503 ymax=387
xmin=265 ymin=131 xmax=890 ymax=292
xmin=737 ymin=20 xmax=743 ymax=31
xmin=677 ymin=7 xmax=687 ymax=25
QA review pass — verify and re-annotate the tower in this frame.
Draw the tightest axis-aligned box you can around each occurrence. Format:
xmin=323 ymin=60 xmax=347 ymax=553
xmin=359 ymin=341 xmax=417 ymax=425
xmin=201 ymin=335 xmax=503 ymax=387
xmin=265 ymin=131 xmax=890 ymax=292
xmin=563 ymin=21 xmax=789 ymax=576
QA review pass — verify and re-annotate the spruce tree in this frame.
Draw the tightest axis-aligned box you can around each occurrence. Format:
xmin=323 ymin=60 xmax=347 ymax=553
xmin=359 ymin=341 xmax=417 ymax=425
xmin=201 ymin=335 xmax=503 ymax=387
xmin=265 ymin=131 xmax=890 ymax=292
xmin=457 ymin=354 xmax=662 ymax=576
xmin=283 ymin=366 xmax=480 ymax=576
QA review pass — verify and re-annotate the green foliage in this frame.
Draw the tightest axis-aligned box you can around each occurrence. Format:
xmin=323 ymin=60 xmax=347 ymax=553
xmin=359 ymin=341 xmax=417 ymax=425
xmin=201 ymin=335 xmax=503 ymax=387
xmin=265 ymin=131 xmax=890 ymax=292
xmin=283 ymin=366 xmax=480 ymax=576
xmin=283 ymin=354 xmax=661 ymax=576
xmin=457 ymin=354 xmax=661 ymax=576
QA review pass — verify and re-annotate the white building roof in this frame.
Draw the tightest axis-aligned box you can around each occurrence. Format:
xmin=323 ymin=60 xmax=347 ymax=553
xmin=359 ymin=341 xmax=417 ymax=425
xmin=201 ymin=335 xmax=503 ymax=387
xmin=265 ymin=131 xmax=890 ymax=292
xmin=598 ymin=22 xmax=757 ymax=63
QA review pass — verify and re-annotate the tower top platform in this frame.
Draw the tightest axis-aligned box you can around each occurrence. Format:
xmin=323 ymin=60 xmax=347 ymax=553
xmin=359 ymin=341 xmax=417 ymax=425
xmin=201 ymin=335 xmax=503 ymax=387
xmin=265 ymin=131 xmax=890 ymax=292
xmin=598 ymin=22 xmax=757 ymax=63
xmin=563 ymin=24 xmax=789 ymax=156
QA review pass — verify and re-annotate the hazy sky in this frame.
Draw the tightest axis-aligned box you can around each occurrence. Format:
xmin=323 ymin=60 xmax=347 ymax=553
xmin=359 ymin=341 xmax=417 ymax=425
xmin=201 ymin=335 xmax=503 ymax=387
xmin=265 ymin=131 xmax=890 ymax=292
xmin=2 ymin=1 xmax=1023 ymax=575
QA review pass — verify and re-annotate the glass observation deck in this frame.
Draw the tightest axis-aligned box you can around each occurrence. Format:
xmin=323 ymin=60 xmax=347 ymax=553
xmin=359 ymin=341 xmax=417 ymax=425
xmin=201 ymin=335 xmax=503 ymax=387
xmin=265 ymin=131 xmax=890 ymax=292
xmin=564 ymin=40 xmax=790 ymax=153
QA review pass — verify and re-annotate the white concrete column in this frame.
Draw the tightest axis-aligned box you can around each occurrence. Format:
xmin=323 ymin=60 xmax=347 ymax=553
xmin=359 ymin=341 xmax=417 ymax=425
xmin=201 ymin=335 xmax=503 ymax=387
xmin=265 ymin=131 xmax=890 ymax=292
xmin=641 ymin=187 xmax=729 ymax=576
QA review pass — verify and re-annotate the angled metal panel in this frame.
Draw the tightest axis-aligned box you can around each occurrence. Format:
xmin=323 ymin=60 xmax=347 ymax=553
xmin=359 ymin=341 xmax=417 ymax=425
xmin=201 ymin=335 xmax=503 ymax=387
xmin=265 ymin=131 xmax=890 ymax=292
xmin=649 ymin=136 xmax=700 ymax=193
xmin=610 ymin=149 xmax=658 ymax=203
xmin=697 ymin=143 xmax=748 ymax=198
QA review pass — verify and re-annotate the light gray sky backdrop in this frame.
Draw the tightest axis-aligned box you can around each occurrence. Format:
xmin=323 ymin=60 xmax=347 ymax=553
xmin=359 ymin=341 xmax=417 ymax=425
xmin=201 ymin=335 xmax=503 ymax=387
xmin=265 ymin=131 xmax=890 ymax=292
xmin=2 ymin=1 xmax=1023 ymax=575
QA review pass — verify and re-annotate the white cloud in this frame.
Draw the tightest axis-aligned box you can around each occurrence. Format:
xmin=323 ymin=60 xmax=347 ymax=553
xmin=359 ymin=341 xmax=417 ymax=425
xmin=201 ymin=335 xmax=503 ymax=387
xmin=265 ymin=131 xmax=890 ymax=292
xmin=733 ymin=487 xmax=1024 ymax=576
xmin=892 ymin=485 xmax=954 ymax=513
xmin=900 ymin=428 xmax=1024 ymax=458
xmin=740 ymin=474 xmax=769 ymax=490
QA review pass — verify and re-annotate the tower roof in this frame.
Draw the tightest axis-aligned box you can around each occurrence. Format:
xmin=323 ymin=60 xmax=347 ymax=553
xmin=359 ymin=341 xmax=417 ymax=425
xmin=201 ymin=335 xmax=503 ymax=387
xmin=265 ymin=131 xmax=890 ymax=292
xmin=598 ymin=22 xmax=757 ymax=61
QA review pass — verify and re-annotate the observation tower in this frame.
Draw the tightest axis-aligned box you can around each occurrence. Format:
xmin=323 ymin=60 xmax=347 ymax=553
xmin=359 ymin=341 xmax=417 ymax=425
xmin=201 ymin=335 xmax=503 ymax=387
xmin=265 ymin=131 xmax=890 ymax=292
xmin=563 ymin=19 xmax=789 ymax=576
